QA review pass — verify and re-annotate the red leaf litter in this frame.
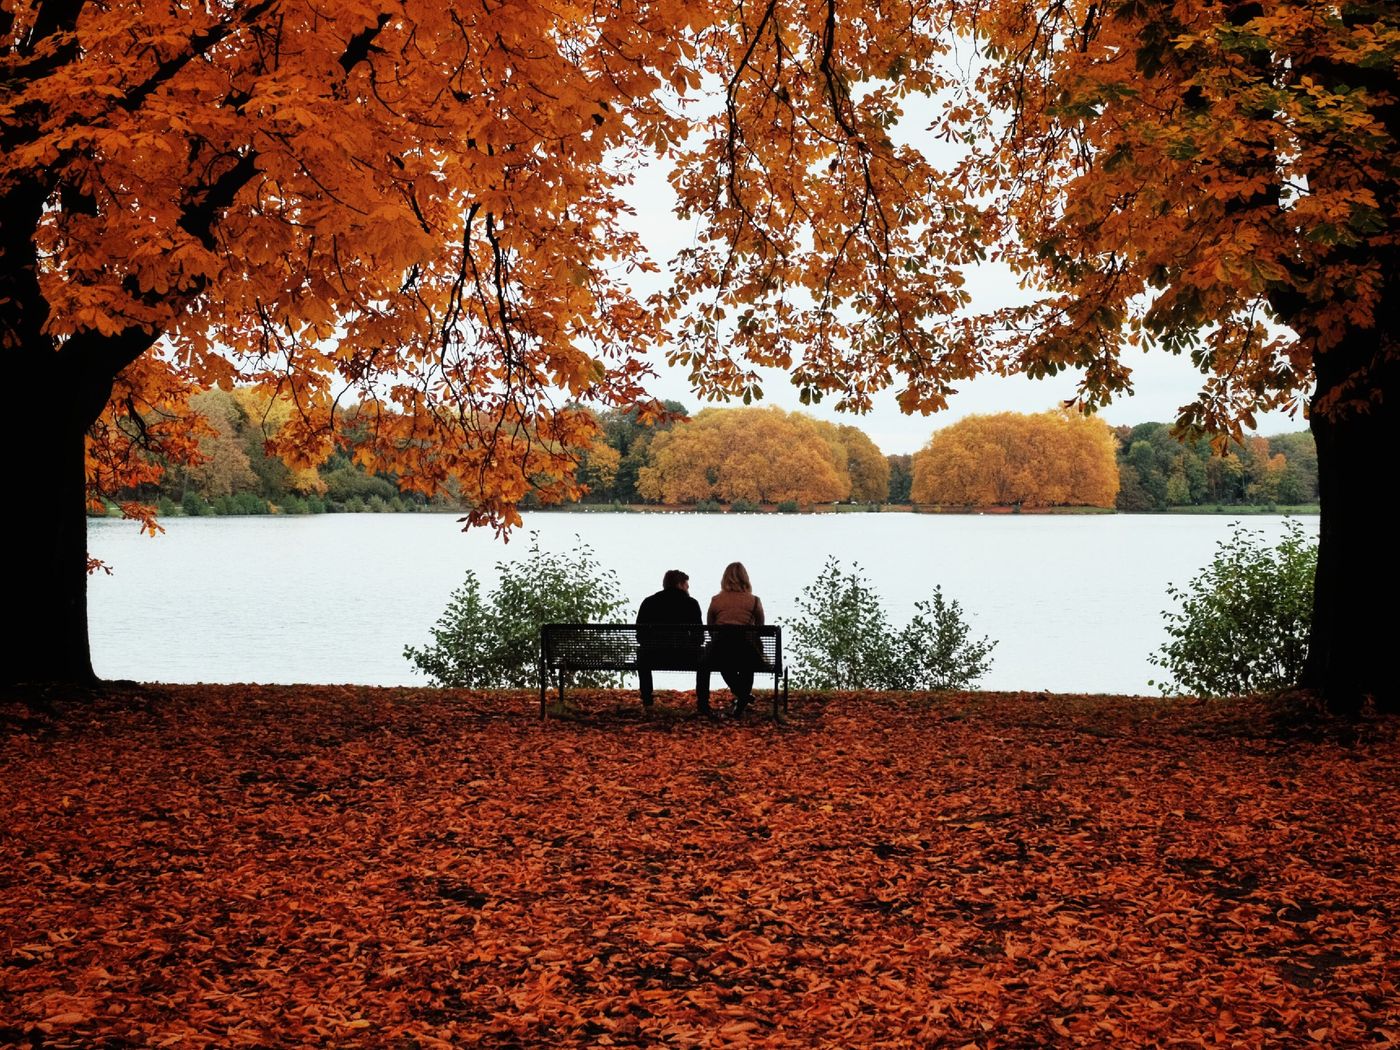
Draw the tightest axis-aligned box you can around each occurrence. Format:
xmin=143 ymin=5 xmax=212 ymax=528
xmin=2 ymin=687 xmax=1397 ymax=1048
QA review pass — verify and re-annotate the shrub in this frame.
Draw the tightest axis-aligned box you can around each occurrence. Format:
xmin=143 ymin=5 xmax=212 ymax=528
xmin=344 ymin=495 xmax=367 ymax=513
xmin=404 ymin=534 xmax=626 ymax=688
xmin=279 ymin=494 xmax=309 ymax=514
xmin=323 ymin=465 xmax=399 ymax=502
xmin=1149 ymin=519 xmax=1316 ymax=697
xmin=306 ymin=496 xmax=326 ymax=514
xmin=693 ymin=499 xmax=722 ymax=513
xmin=790 ymin=557 xmax=996 ymax=691
xmin=790 ymin=559 xmax=894 ymax=689
xmin=881 ymin=589 xmax=998 ymax=692
xmin=232 ymin=492 xmax=269 ymax=515
xmin=182 ymin=492 xmax=213 ymax=517
xmin=776 ymin=500 xmax=800 ymax=514
xmin=729 ymin=499 xmax=760 ymax=513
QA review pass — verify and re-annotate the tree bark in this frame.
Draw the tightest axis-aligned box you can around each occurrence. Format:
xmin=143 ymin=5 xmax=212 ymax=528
xmin=2 ymin=354 xmax=111 ymax=689
xmin=1302 ymin=331 xmax=1399 ymax=715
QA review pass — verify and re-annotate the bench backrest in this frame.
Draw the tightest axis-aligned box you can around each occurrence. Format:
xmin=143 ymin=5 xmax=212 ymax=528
xmin=541 ymin=623 xmax=783 ymax=674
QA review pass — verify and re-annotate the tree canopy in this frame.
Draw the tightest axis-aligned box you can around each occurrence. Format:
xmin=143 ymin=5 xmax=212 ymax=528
xmin=4 ymin=0 xmax=1396 ymax=705
xmin=911 ymin=411 xmax=1119 ymax=509
xmin=638 ymin=407 xmax=853 ymax=505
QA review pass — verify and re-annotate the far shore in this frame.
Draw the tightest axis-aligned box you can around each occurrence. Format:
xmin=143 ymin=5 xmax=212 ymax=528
xmin=539 ymin=501 xmax=1322 ymax=516
xmin=93 ymin=500 xmax=1322 ymax=519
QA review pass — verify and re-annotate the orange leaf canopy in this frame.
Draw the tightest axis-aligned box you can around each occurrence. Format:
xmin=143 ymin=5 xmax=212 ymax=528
xmin=6 ymin=0 xmax=1396 ymax=526
xmin=3 ymin=0 xmax=983 ymax=527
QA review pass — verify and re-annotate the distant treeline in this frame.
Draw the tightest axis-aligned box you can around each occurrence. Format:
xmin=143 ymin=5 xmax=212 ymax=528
xmin=1111 ymin=423 xmax=1318 ymax=510
xmin=573 ymin=407 xmax=1318 ymax=511
xmin=99 ymin=389 xmax=1319 ymax=515
xmin=98 ymin=388 xmax=446 ymax=517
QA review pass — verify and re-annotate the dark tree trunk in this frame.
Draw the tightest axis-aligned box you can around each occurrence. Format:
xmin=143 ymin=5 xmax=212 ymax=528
xmin=1301 ymin=331 xmax=1400 ymax=714
xmin=3 ymin=353 xmax=112 ymax=690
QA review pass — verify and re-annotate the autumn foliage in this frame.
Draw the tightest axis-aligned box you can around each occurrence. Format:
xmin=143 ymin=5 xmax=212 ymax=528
xmin=638 ymin=408 xmax=871 ymax=506
xmin=3 ymin=0 xmax=1396 ymax=701
xmin=911 ymin=411 xmax=1119 ymax=509
xmin=2 ymin=688 xmax=1397 ymax=1047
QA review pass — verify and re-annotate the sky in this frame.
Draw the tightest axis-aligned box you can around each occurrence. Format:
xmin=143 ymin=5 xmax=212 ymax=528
xmin=613 ymin=145 xmax=1308 ymax=457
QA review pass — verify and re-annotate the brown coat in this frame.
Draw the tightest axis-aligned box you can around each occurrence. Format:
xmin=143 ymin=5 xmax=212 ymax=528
xmin=707 ymin=590 xmax=765 ymax=627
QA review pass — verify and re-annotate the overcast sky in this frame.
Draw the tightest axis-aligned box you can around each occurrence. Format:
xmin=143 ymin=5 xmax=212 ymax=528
xmin=615 ymin=151 xmax=1307 ymax=457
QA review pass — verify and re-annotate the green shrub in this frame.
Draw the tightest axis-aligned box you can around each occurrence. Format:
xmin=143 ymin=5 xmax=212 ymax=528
xmin=1149 ymin=519 xmax=1316 ymax=697
xmin=790 ymin=559 xmax=893 ymax=689
xmin=157 ymin=496 xmax=179 ymax=517
xmin=730 ymin=499 xmax=760 ymax=513
xmin=366 ymin=494 xmax=390 ymax=513
xmin=232 ymin=492 xmax=269 ymax=515
xmin=777 ymin=500 xmax=800 ymax=514
xmin=323 ymin=465 xmax=399 ymax=502
xmin=790 ymin=557 xmax=995 ymax=691
xmin=344 ymin=495 xmax=367 ymax=513
xmin=212 ymin=495 xmax=236 ymax=515
xmin=306 ymin=496 xmax=326 ymax=514
xmin=880 ymin=589 xmax=998 ymax=692
xmin=404 ymin=534 xmax=626 ymax=688
xmin=693 ymin=499 xmax=722 ymax=513
xmin=279 ymin=494 xmax=309 ymax=514
xmin=182 ymin=492 xmax=213 ymax=517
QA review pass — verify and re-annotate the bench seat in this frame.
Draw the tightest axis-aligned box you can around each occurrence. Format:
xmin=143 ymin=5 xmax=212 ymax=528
xmin=539 ymin=623 xmax=788 ymax=717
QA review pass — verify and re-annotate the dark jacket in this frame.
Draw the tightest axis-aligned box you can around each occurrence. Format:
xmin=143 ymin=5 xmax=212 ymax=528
xmin=637 ymin=588 xmax=702 ymax=626
xmin=637 ymin=588 xmax=703 ymax=668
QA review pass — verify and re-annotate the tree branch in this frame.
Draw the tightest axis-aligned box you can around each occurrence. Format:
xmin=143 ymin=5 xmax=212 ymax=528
xmin=179 ymin=151 xmax=259 ymax=249
xmin=21 ymin=0 xmax=85 ymax=55
xmin=119 ymin=0 xmax=278 ymax=115
xmin=340 ymin=12 xmax=391 ymax=74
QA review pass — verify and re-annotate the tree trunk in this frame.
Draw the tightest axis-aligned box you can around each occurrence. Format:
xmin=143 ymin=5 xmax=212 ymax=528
xmin=2 ymin=356 xmax=110 ymax=690
xmin=1302 ymin=333 xmax=1399 ymax=714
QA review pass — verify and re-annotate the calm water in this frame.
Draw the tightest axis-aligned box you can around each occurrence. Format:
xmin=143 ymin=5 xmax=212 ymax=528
xmin=87 ymin=511 xmax=1315 ymax=694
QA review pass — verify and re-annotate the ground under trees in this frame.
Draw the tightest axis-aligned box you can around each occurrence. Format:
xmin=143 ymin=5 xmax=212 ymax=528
xmin=2 ymin=689 xmax=1396 ymax=1047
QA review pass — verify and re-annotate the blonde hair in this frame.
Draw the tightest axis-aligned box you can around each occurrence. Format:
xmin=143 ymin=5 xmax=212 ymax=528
xmin=720 ymin=562 xmax=752 ymax=593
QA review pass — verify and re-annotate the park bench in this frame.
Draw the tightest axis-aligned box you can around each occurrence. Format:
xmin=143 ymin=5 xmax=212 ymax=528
xmin=539 ymin=623 xmax=789 ymax=719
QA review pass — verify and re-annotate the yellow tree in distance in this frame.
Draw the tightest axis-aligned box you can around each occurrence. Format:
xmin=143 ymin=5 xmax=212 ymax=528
xmin=639 ymin=407 xmax=857 ymax=505
xmin=911 ymin=412 xmax=1119 ymax=509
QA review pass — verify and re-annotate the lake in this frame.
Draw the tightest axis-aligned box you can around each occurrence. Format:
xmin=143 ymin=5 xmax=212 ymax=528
xmin=87 ymin=511 xmax=1316 ymax=695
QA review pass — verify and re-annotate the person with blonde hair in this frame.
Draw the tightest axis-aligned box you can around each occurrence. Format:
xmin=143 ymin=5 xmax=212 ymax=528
xmin=706 ymin=561 xmax=765 ymax=716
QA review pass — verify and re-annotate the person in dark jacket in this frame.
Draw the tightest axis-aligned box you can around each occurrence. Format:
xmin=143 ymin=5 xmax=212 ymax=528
xmin=637 ymin=569 xmax=710 ymax=715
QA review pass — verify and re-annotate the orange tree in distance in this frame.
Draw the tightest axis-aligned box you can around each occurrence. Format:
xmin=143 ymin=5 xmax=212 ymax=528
xmin=3 ymin=0 xmax=1395 ymax=712
xmin=637 ymin=407 xmax=852 ymax=505
xmin=910 ymin=411 xmax=1119 ymax=509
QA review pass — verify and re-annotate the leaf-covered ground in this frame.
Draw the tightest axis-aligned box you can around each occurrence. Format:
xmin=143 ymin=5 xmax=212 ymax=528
xmin=2 ymin=687 xmax=1397 ymax=1048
